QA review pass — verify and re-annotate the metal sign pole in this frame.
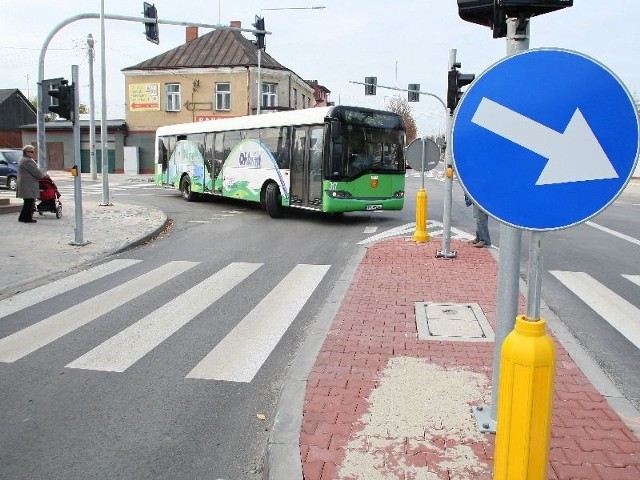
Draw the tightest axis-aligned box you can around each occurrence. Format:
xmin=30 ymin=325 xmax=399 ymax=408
xmin=70 ymin=64 xmax=88 ymax=246
xmin=436 ymin=49 xmax=457 ymax=259
xmin=474 ymin=16 xmax=528 ymax=433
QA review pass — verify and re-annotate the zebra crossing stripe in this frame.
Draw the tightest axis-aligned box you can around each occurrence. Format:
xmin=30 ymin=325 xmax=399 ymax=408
xmin=66 ymin=262 xmax=263 ymax=372
xmin=623 ymin=274 xmax=640 ymax=288
xmin=186 ymin=264 xmax=330 ymax=382
xmin=0 ymin=261 xmax=197 ymax=363
xmin=550 ymin=270 xmax=640 ymax=350
xmin=0 ymin=259 xmax=142 ymax=320
xmin=358 ymin=221 xmax=475 ymax=245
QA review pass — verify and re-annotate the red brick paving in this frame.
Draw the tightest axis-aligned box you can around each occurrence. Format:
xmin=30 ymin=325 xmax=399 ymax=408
xmin=299 ymin=238 xmax=640 ymax=480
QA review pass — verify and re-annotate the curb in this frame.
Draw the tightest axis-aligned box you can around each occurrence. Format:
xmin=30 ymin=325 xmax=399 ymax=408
xmin=263 ymin=246 xmax=367 ymax=480
xmin=487 ymin=248 xmax=640 ymax=437
xmin=0 ymin=212 xmax=169 ymax=298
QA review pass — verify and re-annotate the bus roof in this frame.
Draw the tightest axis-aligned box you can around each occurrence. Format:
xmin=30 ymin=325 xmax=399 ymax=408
xmin=155 ymin=105 xmax=402 ymax=137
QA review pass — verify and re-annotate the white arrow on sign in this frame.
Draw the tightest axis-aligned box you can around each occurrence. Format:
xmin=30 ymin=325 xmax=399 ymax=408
xmin=471 ymin=97 xmax=618 ymax=185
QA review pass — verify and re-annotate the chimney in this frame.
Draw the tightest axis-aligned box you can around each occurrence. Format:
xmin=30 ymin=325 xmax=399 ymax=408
xmin=186 ymin=27 xmax=198 ymax=42
xmin=230 ymin=21 xmax=241 ymax=28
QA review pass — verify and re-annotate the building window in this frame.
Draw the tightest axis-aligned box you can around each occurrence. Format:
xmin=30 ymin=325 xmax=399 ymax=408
xmin=293 ymin=88 xmax=297 ymax=109
xmin=166 ymin=84 xmax=181 ymax=111
xmin=301 ymin=94 xmax=306 ymax=109
xmin=262 ymin=83 xmax=278 ymax=108
xmin=216 ymin=83 xmax=231 ymax=111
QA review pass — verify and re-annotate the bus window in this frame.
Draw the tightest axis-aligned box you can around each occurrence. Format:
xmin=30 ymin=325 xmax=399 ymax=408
xmin=261 ymin=127 xmax=291 ymax=169
xmin=214 ymin=132 xmax=224 ymax=175
xmin=244 ymin=129 xmax=260 ymax=141
xmin=338 ymin=126 xmax=404 ymax=178
xmin=167 ymin=136 xmax=176 ymax=163
xmin=204 ymin=133 xmax=215 ymax=182
xmin=223 ymin=130 xmax=242 ymax=159
xmin=187 ymin=133 xmax=205 ymax=156
xmin=158 ymin=137 xmax=168 ymax=165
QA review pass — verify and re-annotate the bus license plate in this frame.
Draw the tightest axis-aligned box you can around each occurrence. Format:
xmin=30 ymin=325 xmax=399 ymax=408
xmin=366 ymin=204 xmax=383 ymax=211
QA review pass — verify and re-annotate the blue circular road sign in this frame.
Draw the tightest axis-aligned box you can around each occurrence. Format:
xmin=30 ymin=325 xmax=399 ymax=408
xmin=452 ymin=48 xmax=640 ymax=231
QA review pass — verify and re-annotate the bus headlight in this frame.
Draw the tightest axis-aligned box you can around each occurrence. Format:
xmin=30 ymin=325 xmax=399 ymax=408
xmin=393 ymin=190 xmax=405 ymax=198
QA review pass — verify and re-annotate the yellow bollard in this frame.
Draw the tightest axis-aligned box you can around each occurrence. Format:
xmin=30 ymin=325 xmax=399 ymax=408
xmin=413 ymin=188 xmax=429 ymax=243
xmin=494 ymin=315 xmax=556 ymax=480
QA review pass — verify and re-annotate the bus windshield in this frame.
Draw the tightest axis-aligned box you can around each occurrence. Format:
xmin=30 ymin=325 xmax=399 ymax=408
xmin=332 ymin=125 xmax=405 ymax=180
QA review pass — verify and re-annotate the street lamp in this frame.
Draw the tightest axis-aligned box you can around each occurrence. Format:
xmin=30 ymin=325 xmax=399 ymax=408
xmin=260 ymin=5 xmax=325 ymax=15
xmin=255 ymin=6 xmax=326 ymax=114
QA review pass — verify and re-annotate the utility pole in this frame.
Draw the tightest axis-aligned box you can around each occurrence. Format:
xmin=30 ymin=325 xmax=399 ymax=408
xmin=87 ymin=34 xmax=97 ymax=181
xmin=99 ymin=0 xmax=111 ymax=205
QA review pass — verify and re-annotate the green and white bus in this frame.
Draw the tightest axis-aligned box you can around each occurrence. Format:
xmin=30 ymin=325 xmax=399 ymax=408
xmin=154 ymin=105 xmax=406 ymax=217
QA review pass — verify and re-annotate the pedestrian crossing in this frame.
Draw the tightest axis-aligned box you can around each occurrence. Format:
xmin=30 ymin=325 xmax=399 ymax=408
xmin=0 ymin=260 xmax=329 ymax=383
xmin=550 ymin=271 xmax=640 ymax=350
xmin=358 ymin=220 xmax=475 ymax=245
xmin=0 ymin=181 xmax=168 ymax=200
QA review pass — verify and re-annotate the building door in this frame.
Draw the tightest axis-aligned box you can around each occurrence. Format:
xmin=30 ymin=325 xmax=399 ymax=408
xmin=46 ymin=142 xmax=64 ymax=170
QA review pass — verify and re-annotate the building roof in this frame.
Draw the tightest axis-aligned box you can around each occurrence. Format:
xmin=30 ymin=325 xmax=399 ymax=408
xmin=122 ymin=28 xmax=288 ymax=72
xmin=0 ymin=89 xmax=33 ymax=108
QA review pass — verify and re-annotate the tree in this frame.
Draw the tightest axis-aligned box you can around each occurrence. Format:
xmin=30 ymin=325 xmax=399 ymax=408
xmin=385 ymin=95 xmax=418 ymax=144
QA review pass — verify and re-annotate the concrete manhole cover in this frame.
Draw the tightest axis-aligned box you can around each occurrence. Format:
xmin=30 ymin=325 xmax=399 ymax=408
xmin=415 ymin=302 xmax=494 ymax=342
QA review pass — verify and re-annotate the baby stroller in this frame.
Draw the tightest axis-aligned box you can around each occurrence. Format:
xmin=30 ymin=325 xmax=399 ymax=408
xmin=37 ymin=176 xmax=62 ymax=219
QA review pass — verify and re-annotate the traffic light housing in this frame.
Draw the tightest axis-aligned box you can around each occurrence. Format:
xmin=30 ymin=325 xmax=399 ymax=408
xmin=457 ymin=1 xmax=572 ymax=38
xmin=447 ymin=66 xmax=475 ymax=110
xmin=252 ymin=16 xmax=265 ymax=49
xmin=48 ymin=80 xmax=74 ymax=121
xmin=408 ymin=84 xmax=420 ymax=102
xmin=364 ymin=77 xmax=377 ymax=95
xmin=143 ymin=2 xmax=159 ymax=44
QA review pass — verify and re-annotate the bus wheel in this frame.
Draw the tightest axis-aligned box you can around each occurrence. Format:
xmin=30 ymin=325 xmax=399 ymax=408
xmin=181 ymin=175 xmax=195 ymax=202
xmin=265 ymin=182 xmax=283 ymax=218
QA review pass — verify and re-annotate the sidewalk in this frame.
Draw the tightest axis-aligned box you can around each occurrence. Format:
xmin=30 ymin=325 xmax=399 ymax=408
xmin=267 ymin=238 xmax=640 ymax=480
xmin=0 ymin=177 xmax=167 ymax=297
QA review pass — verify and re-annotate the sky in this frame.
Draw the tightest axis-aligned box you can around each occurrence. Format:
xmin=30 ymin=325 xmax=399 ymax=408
xmin=1 ymin=1 xmax=638 ymax=137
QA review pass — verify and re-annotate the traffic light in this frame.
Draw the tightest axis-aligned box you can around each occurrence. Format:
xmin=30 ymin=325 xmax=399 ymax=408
xmin=408 ymin=84 xmax=420 ymax=102
xmin=447 ymin=65 xmax=475 ymax=110
xmin=457 ymin=1 xmax=573 ymax=39
xmin=48 ymin=80 xmax=74 ymax=121
xmin=364 ymin=77 xmax=377 ymax=95
xmin=143 ymin=2 xmax=159 ymax=44
xmin=252 ymin=16 xmax=265 ymax=49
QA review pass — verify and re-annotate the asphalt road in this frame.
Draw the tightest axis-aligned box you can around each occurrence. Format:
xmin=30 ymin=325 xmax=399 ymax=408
xmin=1 ymin=171 xmax=639 ymax=478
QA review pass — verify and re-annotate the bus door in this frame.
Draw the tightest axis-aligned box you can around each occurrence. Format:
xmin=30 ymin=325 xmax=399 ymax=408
xmin=290 ymin=126 xmax=324 ymax=208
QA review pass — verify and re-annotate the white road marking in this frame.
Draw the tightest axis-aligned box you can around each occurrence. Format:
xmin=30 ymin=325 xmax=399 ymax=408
xmin=0 ymin=261 xmax=197 ymax=363
xmin=67 ymin=263 xmax=262 ymax=372
xmin=186 ymin=264 xmax=330 ymax=382
xmin=550 ymin=270 xmax=640 ymax=349
xmin=358 ymin=220 xmax=476 ymax=245
xmin=357 ymin=222 xmax=415 ymax=244
xmin=586 ymin=221 xmax=640 ymax=247
xmin=623 ymin=274 xmax=640 ymax=288
xmin=0 ymin=259 xmax=141 ymax=320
